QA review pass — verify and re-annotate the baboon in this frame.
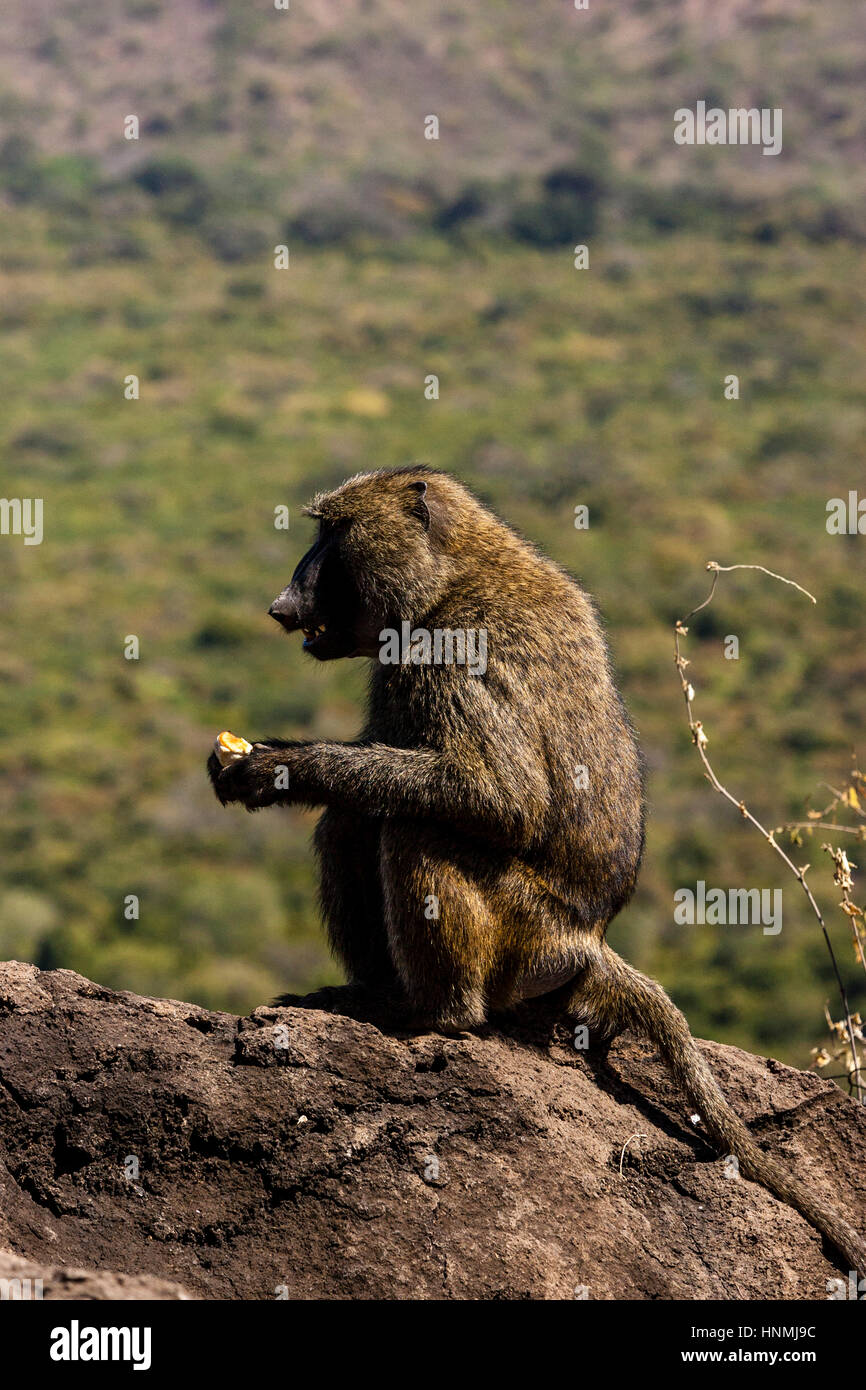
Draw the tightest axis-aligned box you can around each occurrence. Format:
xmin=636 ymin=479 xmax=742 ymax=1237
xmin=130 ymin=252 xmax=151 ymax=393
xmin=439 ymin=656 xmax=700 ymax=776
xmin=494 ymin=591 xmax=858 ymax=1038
xmin=208 ymin=465 xmax=866 ymax=1276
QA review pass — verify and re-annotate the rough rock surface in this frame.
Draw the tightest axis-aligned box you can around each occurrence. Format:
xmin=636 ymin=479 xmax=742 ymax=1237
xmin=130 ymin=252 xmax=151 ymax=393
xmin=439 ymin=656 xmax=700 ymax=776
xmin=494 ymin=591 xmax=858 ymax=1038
xmin=0 ymin=1248 xmax=189 ymax=1300
xmin=0 ymin=960 xmax=863 ymax=1300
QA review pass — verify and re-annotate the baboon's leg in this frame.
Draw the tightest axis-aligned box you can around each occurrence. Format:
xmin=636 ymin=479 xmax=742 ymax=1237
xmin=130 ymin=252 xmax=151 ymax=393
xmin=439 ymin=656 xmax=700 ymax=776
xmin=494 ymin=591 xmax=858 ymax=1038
xmin=565 ymin=939 xmax=866 ymax=1278
xmin=482 ymin=865 xmax=594 ymax=1011
xmin=379 ymin=822 xmax=494 ymax=1032
xmin=313 ymin=808 xmax=400 ymax=994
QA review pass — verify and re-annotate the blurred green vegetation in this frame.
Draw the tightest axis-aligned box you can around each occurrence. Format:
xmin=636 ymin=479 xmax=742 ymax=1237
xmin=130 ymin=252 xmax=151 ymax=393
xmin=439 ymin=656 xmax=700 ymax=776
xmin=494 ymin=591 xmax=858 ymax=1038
xmin=1 ymin=206 xmax=864 ymax=1059
xmin=0 ymin=0 xmax=864 ymax=1066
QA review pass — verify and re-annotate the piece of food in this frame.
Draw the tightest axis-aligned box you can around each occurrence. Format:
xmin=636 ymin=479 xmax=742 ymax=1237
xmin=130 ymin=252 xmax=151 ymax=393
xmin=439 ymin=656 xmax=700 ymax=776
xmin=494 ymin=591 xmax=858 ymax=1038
xmin=213 ymin=730 xmax=253 ymax=767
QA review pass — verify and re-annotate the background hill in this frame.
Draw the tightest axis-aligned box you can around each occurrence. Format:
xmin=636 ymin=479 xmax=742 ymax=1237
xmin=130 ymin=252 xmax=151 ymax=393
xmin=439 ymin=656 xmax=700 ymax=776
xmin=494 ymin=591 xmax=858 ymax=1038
xmin=1 ymin=0 xmax=865 ymax=1067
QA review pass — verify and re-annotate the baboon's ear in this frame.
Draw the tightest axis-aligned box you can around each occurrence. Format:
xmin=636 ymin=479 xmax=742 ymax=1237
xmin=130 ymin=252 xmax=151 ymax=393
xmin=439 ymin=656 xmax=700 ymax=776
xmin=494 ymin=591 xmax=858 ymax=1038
xmin=406 ymin=479 xmax=430 ymax=531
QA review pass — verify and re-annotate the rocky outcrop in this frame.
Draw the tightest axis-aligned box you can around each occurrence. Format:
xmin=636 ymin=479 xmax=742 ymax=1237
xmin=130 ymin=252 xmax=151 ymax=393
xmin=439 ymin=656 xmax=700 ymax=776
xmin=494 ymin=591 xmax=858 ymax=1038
xmin=0 ymin=960 xmax=863 ymax=1300
xmin=0 ymin=1249 xmax=189 ymax=1300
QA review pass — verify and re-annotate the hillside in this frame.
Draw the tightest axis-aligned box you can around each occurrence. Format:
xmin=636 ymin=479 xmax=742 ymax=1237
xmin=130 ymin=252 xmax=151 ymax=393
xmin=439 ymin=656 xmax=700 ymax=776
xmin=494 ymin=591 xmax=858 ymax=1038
xmin=1 ymin=0 xmax=864 ymax=250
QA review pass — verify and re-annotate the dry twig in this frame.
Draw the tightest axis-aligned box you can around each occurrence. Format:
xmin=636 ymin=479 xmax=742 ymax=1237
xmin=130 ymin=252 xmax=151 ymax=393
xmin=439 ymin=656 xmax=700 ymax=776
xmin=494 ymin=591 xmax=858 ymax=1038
xmin=674 ymin=562 xmax=863 ymax=1100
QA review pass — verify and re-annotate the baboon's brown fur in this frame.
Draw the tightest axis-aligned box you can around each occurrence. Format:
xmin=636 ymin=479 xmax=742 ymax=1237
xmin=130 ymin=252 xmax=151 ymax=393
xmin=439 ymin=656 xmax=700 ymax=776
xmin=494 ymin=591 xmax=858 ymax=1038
xmin=208 ymin=465 xmax=865 ymax=1276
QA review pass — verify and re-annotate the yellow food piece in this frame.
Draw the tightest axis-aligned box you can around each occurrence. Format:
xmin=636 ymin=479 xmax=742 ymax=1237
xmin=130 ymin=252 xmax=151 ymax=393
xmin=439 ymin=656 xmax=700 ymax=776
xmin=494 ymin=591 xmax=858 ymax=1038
xmin=214 ymin=730 xmax=253 ymax=767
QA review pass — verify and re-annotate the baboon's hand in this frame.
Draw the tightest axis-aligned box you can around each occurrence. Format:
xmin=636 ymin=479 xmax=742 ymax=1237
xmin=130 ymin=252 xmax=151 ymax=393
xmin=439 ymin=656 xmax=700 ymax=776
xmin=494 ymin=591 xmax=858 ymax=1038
xmin=207 ymin=741 xmax=293 ymax=811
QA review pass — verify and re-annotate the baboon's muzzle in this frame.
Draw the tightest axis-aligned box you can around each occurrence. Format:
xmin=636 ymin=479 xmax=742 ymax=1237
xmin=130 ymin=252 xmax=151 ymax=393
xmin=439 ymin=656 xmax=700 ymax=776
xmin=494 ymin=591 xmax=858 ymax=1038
xmin=268 ymin=529 xmax=329 ymax=633
xmin=268 ymin=531 xmax=358 ymax=658
xmin=267 ymin=588 xmax=301 ymax=631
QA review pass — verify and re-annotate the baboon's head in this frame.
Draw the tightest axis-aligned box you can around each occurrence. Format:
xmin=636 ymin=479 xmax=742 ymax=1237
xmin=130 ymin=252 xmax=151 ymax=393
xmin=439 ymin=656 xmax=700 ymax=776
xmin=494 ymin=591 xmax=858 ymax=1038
xmin=268 ymin=466 xmax=466 ymax=660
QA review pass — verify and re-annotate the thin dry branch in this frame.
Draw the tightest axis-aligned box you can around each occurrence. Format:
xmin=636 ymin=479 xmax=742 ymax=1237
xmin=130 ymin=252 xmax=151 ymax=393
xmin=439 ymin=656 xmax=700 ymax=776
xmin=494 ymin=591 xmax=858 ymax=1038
xmin=777 ymin=761 xmax=866 ymax=983
xmin=824 ymin=844 xmax=866 ymax=974
xmin=782 ymin=822 xmax=866 ymax=839
xmin=674 ymin=562 xmax=863 ymax=1101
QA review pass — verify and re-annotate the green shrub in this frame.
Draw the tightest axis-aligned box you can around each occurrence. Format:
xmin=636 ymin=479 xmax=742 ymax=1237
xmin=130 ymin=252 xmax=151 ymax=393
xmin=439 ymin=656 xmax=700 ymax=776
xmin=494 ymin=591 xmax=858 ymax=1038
xmin=131 ymin=157 xmax=212 ymax=227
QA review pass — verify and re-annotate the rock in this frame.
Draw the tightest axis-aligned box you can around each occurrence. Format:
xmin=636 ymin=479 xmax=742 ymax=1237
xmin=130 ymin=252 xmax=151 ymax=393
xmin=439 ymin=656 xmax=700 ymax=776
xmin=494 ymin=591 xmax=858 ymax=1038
xmin=0 ymin=959 xmax=863 ymax=1300
xmin=0 ymin=1249 xmax=189 ymax=1300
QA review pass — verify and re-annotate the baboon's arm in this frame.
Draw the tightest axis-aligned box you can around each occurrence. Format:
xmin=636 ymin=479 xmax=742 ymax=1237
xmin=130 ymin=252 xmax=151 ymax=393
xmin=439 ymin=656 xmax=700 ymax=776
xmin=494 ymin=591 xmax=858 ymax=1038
xmin=207 ymin=738 xmax=547 ymax=844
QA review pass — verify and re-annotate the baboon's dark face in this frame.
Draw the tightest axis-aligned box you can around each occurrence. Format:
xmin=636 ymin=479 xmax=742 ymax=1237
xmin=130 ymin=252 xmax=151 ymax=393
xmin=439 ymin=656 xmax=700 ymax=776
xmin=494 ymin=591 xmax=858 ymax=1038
xmin=268 ymin=518 xmax=370 ymax=660
xmin=268 ymin=470 xmax=444 ymax=661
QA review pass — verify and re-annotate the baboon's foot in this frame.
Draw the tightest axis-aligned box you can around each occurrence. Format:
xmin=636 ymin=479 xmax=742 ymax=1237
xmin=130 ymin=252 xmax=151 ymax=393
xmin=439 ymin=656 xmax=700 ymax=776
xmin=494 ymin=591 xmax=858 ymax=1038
xmin=382 ymin=997 xmax=487 ymax=1038
xmin=427 ymin=1019 xmax=480 ymax=1038
xmin=563 ymin=983 xmax=623 ymax=1052
xmin=560 ymin=995 xmax=623 ymax=1062
xmin=425 ymin=991 xmax=489 ymax=1037
xmin=273 ymin=982 xmax=401 ymax=1025
xmin=569 ymin=1022 xmax=621 ymax=1066
xmin=486 ymin=993 xmax=565 ymax=1047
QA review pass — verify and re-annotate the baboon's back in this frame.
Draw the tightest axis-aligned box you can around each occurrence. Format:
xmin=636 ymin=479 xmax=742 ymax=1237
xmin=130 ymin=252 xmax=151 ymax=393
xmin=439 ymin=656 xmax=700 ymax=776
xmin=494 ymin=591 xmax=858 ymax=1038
xmin=362 ymin=476 xmax=645 ymax=936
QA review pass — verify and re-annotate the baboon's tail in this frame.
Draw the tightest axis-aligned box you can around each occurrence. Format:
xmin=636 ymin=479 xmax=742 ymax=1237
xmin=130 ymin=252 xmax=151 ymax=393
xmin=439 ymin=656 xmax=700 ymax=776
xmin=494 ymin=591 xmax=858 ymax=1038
xmin=568 ymin=940 xmax=866 ymax=1279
